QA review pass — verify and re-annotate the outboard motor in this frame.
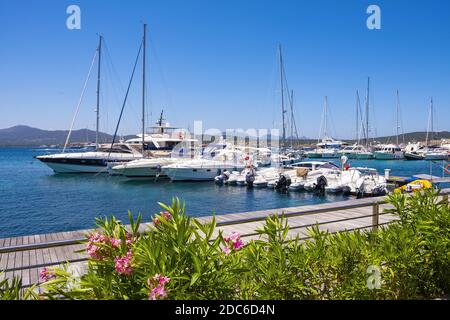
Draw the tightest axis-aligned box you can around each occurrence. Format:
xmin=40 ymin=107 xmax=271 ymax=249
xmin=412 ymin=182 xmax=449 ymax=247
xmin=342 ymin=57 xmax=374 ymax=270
xmin=154 ymin=164 xmax=163 ymax=181
xmin=275 ymin=173 xmax=291 ymax=191
xmin=355 ymin=177 xmax=365 ymax=198
xmin=214 ymin=170 xmax=231 ymax=185
xmin=245 ymin=168 xmax=256 ymax=187
xmin=315 ymin=175 xmax=327 ymax=194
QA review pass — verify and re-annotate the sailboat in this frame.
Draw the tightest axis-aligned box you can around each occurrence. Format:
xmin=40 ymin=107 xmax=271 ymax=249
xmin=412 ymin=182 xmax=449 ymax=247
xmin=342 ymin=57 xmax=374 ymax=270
xmin=338 ymin=90 xmax=373 ymax=159
xmin=36 ymin=35 xmax=143 ymax=173
xmin=304 ymin=96 xmax=346 ymax=159
xmin=111 ymin=25 xmax=198 ymax=179
xmin=271 ymin=45 xmax=302 ymax=166
xmin=404 ymin=98 xmax=448 ymax=160
xmin=373 ymin=89 xmax=404 ymax=160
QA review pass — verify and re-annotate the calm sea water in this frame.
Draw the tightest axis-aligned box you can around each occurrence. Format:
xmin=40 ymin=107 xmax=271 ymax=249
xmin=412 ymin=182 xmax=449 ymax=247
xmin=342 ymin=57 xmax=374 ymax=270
xmin=0 ymin=147 xmax=448 ymax=238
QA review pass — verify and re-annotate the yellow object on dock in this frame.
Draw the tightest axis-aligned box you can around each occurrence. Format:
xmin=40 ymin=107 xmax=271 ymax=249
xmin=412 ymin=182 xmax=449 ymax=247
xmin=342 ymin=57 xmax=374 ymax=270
xmin=394 ymin=179 xmax=433 ymax=193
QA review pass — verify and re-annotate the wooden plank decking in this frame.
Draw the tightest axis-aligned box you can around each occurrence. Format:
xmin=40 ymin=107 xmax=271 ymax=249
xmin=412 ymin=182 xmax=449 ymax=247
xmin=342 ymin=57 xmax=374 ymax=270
xmin=0 ymin=194 xmax=403 ymax=289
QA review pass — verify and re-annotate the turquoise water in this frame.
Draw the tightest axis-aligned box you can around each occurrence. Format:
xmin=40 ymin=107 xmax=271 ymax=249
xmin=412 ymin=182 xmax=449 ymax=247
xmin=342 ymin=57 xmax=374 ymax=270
xmin=0 ymin=147 xmax=448 ymax=238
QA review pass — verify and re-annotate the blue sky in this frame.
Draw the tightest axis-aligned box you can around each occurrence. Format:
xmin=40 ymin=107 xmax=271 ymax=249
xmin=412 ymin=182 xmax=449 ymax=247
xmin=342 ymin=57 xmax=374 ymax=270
xmin=0 ymin=0 xmax=449 ymax=139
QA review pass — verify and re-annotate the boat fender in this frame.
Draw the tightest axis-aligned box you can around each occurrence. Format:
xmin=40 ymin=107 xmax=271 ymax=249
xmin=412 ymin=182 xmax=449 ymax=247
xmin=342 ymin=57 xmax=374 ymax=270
xmin=445 ymin=164 xmax=450 ymax=175
xmin=156 ymin=165 xmax=162 ymax=173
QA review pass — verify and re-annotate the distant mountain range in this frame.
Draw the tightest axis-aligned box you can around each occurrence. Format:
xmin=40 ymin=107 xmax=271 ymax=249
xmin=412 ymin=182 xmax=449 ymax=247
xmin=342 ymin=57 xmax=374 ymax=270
xmin=0 ymin=125 xmax=449 ymax=147
xmin=0 ymin=125 xmax=125 ymax=147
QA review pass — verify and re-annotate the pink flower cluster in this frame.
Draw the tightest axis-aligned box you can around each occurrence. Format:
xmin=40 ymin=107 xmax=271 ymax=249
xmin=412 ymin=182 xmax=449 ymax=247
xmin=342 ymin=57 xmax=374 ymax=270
xmin=86 ymin=232 xmax=109 ymax=259
xmin=39 ymin=267 xmax=56 ymax=282
xmin=125 ymin=232 xmax=134 ymax=246
xmin=153 ymin=211 xmax=172 ymax=226
xmin=223 ymin=231 xmax=244 ymax=255
xmin=86 ymin=232 xmax=135 ymax=259
xmin=148 ymin=274 xmax=170 ymax=300
xmin=114 ymin=250 xmax=133 ymax=276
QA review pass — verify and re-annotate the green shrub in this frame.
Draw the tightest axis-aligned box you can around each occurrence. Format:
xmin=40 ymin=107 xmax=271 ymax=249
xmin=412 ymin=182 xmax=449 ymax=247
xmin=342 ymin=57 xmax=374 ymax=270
xmin=3 ymin=188 xmax=449 ymax=300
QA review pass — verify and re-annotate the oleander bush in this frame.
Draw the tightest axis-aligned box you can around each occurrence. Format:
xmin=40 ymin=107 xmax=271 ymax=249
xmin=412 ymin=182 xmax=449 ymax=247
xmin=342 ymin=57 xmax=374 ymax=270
xmin=2 ymin=188 xmax=449 ymax=300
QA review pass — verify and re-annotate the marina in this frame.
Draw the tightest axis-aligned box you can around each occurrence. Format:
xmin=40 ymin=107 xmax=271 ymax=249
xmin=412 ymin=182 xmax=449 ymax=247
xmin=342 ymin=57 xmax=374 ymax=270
xmin=1 ymin=1 xmax=450 ymax=303
xmin=0 ymin=147 xmax=449 ymax=239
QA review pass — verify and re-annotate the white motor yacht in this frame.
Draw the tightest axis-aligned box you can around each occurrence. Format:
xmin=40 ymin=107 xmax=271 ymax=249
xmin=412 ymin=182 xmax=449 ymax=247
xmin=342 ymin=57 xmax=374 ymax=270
xmin=373 ymin=144 xmax=404 ymax=160
xmin=347 ymin=167 xmax=387 ymax=196
xmin=338 ymin=144 xmax=373 ymax=159
xmin=163 ymin=149 xmax=247 ymax=181
xmin=35 ymin=143 xmax=143 ymax=174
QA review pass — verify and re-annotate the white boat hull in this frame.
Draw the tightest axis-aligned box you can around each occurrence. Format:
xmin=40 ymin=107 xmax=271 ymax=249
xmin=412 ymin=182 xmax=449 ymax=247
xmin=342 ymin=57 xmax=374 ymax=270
xmin=165 ymin=167 xmax=239 ymax=181
xmin=40 ymin=162 xmax=107 ymax=174
xmin=373 ymin=151 xmax=404 ymax=160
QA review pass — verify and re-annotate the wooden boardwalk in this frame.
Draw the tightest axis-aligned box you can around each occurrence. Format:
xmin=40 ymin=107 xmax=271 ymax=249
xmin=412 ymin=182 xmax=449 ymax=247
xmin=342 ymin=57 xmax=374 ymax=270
xmin=0 ymin=194 xmax=403 ymax=289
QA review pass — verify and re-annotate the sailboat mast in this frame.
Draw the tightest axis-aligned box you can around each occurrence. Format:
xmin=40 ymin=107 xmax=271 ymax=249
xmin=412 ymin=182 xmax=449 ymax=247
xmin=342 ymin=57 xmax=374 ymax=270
xmin=279 ymin=44 xmax=286 ymax=150
xmin=95 ymin=35 xmax=102 ymax=150
xmin=142 ymin=24 xmax=147 ymax=155
xmin=431 ymin=97 xmax=434 ymax=142
xmin=396 ymin=90 xmax=400 ymax=145
xmin=324 ymin=96 xmax=328 ymax=138
xmin=290 ymin=90 xmax=294 ymax=147
xmin=426 ymin=97 xmax=434 ymax=146
xmin=356 ymin=91 xmax=359 ymax=143
xmin=365 ymin=77 xmax=370 ymax=147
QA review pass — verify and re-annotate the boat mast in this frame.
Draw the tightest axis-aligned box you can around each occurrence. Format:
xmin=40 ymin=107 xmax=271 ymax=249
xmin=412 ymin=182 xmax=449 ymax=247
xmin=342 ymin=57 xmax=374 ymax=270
xmin=355 ymin=91 xmax=359 ymax=143
xmin=95 ymin=35 xmax=102 ymax=150
xmin=142 ymin=24 xmax=147 ymax=155
xmin=279 ymin=44 xmax=286 ymax=151
xmin=325 ymin=96 xmax=328 ymax=139
xmin=396 ymin=90 xmax=400 ymax=145
xmin=365 ymin=77 xmax=370 ymax=147
xmin=426 ymin=97 xmax=433 ymax=146
xmin=290 ymin=90 xmax=294 ymax=147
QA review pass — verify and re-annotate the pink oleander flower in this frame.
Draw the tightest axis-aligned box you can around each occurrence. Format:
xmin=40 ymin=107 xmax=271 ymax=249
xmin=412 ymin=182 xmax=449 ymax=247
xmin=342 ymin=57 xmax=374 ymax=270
xmin=153 ymin=211 xmax=173 ymax=226
xmin=39 ymin=267 xmax=56 ymax=282
xmin=86 ymin=232 xmax=109 ymax=259
xmin=223 ymin=232 xmax=244 ymax=254
xmin=233 ymin=239 xmax=244 ymax=250
xmin=125 ymin=232 xmax=134 ymax=246
xmin=114 ymin=250 xmax=133 ymax=275
xmin=109 ymin=237 xmax=121 ymax=248
xmin=148 ymin=274 xmax=170 ymax=300
xmin=152 ymin=274 xmax=170 ymax=285
xmin=149 ymin=284 xmax=167 ymax=300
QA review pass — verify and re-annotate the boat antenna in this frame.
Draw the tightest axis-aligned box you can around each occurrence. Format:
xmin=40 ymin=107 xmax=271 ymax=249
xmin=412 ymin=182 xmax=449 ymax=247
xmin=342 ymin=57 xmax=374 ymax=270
xmin=142 ymin=24 xmax=147 ymax=156
xmin=95 ymin=35 xmax=102 ymax=150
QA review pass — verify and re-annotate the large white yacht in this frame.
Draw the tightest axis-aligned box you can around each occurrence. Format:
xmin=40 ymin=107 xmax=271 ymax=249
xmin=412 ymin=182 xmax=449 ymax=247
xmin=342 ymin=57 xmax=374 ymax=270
xmin=163 ymin=149 xmax=247 ymax=181
xmin=111 ymin=114 xmax=198 ymax=178
xmin=35 ymin=143 xmax=143 ymax=173
xmin=125 ymin=112 xmax=197 ymax=157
